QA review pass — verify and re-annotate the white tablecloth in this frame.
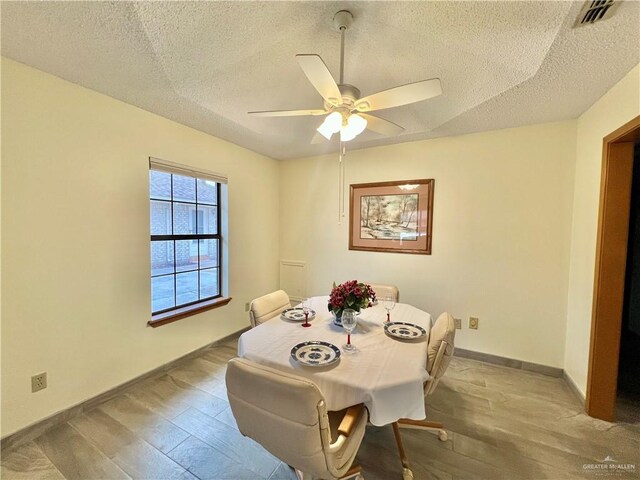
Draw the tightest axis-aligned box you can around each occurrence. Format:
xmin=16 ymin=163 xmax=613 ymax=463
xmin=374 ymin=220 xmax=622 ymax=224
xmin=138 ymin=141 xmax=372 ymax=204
xmin=237 ymin=296 xmax=431 ymax=426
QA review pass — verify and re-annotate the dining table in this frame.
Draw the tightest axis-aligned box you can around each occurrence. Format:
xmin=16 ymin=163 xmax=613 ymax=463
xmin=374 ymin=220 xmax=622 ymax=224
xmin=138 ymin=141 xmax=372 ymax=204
xmin=237 ymin=295 xmax=432 ymax=426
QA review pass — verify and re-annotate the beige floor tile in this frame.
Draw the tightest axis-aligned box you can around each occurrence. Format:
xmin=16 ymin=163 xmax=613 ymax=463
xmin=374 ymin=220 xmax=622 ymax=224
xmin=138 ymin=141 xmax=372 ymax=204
xmin=34 ymin=424 xmax=130 ymax=480
xmin=69 ymin=409 xmax=196 ymax=479
xmin=168 ymin=435 xmax=268 ymax=480
xmin=0 ymin=441 xmax=66 ymax=480
xmin=98 ymin=394 xmax=190 ymax=454
xmin=5 ymin=339 xmax=638 ymax=480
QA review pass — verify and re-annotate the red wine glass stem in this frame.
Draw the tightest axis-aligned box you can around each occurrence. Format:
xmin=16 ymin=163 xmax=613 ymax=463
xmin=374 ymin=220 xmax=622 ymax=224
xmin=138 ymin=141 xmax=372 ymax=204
xmin=347 ymin=333 xmax=351 ymax=345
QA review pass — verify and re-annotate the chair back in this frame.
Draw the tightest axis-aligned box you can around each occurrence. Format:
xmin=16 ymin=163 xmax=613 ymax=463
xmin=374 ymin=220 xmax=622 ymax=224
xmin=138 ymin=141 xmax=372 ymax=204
xmin=249 ymin=290 xmax=291 ymax=327
xmin=369 ymin=283 xmax=399 ymax=302
xmin=226 ymin=358 xmax=333 ymax=476
xmin=424 ymin=312 xmax=456 ymax=396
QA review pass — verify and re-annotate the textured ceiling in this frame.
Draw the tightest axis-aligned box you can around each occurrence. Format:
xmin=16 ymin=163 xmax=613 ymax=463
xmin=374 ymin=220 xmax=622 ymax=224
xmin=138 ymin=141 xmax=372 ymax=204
xmin=2 ymin=1 xmax=639 ymax=160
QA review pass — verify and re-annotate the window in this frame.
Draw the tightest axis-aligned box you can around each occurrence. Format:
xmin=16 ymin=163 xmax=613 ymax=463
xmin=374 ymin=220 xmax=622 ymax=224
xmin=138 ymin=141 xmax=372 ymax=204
xmin=149 ymin=159 xmax=226 ymax=320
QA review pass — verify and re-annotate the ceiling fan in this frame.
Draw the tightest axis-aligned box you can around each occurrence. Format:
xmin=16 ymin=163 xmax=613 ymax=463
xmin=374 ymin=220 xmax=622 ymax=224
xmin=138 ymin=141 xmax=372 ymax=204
xmin=248 ymin=10 xmax=443 ymax=144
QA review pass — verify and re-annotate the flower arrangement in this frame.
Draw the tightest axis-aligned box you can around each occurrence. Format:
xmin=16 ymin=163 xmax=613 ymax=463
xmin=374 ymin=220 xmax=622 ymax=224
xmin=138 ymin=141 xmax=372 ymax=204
xmin=328 ymin=280 xmax=376 ymax=318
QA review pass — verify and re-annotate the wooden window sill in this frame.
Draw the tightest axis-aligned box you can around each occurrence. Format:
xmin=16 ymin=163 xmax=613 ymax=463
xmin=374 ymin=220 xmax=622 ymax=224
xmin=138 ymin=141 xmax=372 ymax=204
xmin=148 ymin=297 xmax=232 ymax=328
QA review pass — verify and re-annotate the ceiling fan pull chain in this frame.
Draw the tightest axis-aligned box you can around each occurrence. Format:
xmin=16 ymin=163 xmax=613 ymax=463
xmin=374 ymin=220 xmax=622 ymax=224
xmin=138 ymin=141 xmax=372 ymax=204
xmin=339 ymin=26 xmax=346 ymax=84
xmin=338 ymin=142 xmax=347 ymax=223
xmin=338 ymin=144 xmax=343 ymax=224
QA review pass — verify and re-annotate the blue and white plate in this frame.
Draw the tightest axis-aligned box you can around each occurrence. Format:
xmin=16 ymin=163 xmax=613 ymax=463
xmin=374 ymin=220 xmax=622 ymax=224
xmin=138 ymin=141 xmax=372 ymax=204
xmin=384 ymin=322 xmax=427 ymax=340
xmin=281 ymin=307 xmax=316 ymax=322
xmin=290 ymin=341 xmax=341 ymax=367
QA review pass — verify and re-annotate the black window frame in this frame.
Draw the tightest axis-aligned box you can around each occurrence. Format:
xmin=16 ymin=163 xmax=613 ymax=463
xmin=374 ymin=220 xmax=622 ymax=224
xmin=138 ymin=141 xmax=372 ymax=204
xmin=150 ymin=171 xmax=223 ymax=315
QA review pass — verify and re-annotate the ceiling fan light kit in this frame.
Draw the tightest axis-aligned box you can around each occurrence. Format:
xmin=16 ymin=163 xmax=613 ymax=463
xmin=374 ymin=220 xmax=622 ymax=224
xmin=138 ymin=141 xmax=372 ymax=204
xmin=248 ymin=9 xmax=443 ymax=144
xmin=317 ymin=111 xmax=368 ymax=141
xmin=340 ymin=113 xmax=367 ymax=142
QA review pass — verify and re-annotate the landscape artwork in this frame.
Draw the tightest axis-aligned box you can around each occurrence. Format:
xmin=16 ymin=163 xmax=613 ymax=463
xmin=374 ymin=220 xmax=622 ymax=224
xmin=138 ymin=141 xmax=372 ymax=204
xmin=360 ymin=194 xmax=419 ymax=240
xmin=349 ymin=179 xmax=434 ymax=255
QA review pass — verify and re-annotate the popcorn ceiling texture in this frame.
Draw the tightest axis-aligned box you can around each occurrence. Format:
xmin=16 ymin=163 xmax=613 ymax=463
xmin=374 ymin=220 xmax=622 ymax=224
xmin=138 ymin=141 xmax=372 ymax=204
xmin=1 ymin=1 xmax=638 ymax=160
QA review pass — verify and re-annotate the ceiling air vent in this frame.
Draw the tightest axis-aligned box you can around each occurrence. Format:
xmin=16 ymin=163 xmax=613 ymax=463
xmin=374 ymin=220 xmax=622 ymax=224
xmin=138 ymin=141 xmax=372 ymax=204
xmin=575 ymin=0 xmax=620 ymax=27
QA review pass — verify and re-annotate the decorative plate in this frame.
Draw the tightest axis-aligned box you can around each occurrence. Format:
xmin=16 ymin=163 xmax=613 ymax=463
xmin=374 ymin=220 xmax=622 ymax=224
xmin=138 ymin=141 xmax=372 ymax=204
xmin=290 ymin=341 xmax=341 ymax=367
xmin=281 ymin=307 xmax=316 ymax=322
xmin=384 ymin=322 xmax=427 ymax=340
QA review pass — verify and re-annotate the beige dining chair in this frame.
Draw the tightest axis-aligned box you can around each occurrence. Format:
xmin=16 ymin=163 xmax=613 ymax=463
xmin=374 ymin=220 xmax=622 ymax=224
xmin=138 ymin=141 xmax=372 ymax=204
xmin=248 ymin=289 xmax=291 ymax=328
xmin=226 ymin=358 xmax=367 ymax=480
xmin=368 ymin=283 xmax=399 ymax=302
xmin=392 ymin=312 xmax=456 ymax=480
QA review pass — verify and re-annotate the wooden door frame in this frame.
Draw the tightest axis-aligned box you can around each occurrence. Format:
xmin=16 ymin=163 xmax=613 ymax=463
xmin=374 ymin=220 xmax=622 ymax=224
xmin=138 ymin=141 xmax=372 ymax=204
xmin=586 ymin=115 xmax=640 ymax=421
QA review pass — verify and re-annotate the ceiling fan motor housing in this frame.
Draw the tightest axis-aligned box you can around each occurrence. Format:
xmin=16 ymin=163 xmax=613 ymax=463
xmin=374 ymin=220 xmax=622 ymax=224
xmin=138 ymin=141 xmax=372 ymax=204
xmin=324 ymin=84 xmax=361 ymax=111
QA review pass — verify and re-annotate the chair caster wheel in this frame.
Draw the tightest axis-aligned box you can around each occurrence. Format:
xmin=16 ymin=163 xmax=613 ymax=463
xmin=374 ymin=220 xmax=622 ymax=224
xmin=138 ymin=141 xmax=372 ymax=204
xmin=438 ymin=430 xmax=448 ymax=441
xmin=402 ymin=467 xmax=414 ymax=479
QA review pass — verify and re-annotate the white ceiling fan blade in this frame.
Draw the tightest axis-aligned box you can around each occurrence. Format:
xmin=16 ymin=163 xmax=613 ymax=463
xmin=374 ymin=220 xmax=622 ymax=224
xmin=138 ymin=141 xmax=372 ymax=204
xmin=360 ymin=113 xmax=405 ymax=136
xmin=296 ymin=54 xmax=342 ymax=106
xmin=355 ymin=78 xmax=442 ymax=112
xmin=249 ymin=109 xmax=327 ymax=117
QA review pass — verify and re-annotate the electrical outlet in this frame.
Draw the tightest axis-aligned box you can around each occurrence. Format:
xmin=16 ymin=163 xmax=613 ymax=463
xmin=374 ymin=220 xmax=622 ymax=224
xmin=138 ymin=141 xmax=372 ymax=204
xmin=31 ymin=372 xmax=47 ymax=393
xmin=469 ymin=317 xmax=479 ymax=330
xmin=454 ymin=318 xmax=462 ymax=329
xmin=245 ymin=302 xmax=250 ymax=312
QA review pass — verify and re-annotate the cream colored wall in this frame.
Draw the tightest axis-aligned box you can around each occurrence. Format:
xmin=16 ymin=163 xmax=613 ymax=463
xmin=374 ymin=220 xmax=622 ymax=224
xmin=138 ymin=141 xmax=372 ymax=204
xmin=564 ymin=64 xmax=640 ymax=396
xmin=280 ymin=122 xmax=577 ymax=367
xmin=1 ymin=58 xmax=280 ymax=436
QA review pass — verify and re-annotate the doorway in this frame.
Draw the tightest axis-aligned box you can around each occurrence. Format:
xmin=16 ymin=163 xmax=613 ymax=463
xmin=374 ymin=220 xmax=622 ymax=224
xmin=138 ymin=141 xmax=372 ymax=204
xmin=617 ymin=144 xmax=640 ymax=423
xmin=586 ymin=115 xmax=640 ymax=421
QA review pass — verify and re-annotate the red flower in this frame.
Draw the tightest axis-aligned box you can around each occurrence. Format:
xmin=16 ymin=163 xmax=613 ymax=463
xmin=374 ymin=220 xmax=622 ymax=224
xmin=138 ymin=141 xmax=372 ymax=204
xmin=327 ymin=280 xmax=375 ymax=315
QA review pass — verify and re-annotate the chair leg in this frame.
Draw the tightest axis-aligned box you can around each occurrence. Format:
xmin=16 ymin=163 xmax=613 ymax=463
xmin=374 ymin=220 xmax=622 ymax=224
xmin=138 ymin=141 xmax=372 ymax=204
xmin=397 ymin=418 xmax=448 ymax=441
xmin=392 ymin=422 xmax=414 ymax=480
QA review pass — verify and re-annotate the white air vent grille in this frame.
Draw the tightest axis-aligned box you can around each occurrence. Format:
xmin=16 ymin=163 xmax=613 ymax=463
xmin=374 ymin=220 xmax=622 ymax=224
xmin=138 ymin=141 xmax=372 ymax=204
xmin=575 ymin=0 xmax=619 ymax=27
xmin=280 ymin=260 xmax=306 ymax=303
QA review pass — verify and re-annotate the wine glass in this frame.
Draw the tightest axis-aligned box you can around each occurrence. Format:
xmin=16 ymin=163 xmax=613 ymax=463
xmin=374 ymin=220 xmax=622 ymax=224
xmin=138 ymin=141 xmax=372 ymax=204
xmin=342 ymin=309 xmax=357 ymax=353
xmin=301 ymin=298 xmax=311 ymax=328
xmin=383 ymin=294 xmax=396 ymax=322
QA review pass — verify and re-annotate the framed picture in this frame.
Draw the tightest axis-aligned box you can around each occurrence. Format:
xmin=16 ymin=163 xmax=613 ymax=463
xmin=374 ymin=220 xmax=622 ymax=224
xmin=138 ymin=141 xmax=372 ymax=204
xmin=349 ymin=179 xmax=434 ymax=255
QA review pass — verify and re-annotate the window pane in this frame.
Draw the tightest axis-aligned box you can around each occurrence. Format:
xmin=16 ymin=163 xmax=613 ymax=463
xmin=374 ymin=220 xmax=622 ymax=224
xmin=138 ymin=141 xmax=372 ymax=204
xmin=176 ymin=271 xmax=198 ymax=306
xmin=150 ymin=170 xmax=171 ymax=201
xmin=151 ymin=241 xmax=174 ymax=276
xmin=200 ymin=268 xmax=219 ymax=298
xmin=151 ymin=201 xmax=171 ymax=235
xmin=175 ymin=239 xmax=198 ymax=272
xmin=197 ymin=205 xmax=218 ymax=234
xmin=152 ymin=275 xmax=175 ymax=312
xmin=173 ymin=203 xmax=196 ymax=234
xmin=197 ymin=179 xmax=217 ymax=205
xmin=199 ymin=239 xmax=219 ymax=269
xmin=173 ymin=175 xmax=196 ymax=202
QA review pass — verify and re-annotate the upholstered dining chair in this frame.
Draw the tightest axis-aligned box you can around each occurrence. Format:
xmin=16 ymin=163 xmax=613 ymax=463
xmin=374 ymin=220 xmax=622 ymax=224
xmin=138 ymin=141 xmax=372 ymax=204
xmin=248 ymin=290 xmax=291 ymax=328
xmin=226 ymin=358 xmax=367 ymax=480
xmin=368 ymin=283 xmax=399 ymax=302
xmin=392 ymin=312 xmax=456 ymax=480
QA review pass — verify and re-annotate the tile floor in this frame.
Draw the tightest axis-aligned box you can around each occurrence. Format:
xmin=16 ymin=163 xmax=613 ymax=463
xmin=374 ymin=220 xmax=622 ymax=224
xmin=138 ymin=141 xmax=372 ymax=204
xmin=2 ymin=339 xmax=639 ymax=480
